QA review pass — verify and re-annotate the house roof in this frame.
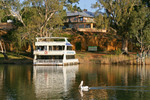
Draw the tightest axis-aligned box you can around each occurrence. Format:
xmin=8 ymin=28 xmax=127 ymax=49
xmin=66 ymin=11 xmax=95 ymax=18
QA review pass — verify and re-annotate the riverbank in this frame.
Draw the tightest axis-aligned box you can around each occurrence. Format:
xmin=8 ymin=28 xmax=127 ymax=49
xmin=1 ymin=52 xmax=150 ymax=65
xmin=0 ymin=52 xmax=33 ymax=64
xmin=76 ymin=52 xmax=150 ymax=65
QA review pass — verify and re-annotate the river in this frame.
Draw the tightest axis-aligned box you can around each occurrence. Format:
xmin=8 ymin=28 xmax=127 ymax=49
xmin=0 ymin=64 xmax=150 ymax=100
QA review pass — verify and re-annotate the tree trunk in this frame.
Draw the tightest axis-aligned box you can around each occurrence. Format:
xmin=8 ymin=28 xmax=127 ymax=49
xmin=122 ymin=38 xmax=128 ymax=55
xmin=2 ymin=53 xmax=9 ymax=60
xmin=30 ymin=42 xmax=34 ymax=58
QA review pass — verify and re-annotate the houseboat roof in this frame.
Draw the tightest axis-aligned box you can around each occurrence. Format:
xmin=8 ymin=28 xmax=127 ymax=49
xmin=36 ymin=37 xmax=68 ymax=42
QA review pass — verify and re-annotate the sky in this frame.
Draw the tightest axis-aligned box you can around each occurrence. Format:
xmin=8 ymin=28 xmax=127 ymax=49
xmin=77 ymin=0 xmax=98 ymax=12
xmin=20 ymin=0 xmax=99 ymax=12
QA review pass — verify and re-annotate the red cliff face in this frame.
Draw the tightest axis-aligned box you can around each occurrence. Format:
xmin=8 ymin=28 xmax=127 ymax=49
xmin=70 ymin=32 xmax=122 ymax=51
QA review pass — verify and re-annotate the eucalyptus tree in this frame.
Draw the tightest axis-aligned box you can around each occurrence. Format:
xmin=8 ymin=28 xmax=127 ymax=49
xmin=130 ymin=5 xmax=150 ymax=53
xmin=0 ymin=0 xmax=79 ymax=54
xmin=142 ymin=0 xmax=150 ymax=7
xmin=93 ymin=0 xmax=140 ymax=54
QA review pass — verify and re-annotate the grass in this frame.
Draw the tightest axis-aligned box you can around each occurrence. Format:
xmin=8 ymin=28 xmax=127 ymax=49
xmin=0 ymin=52 xmax=33 ymax=64
xmin=0 ymin=52 xmax=31 ymax=59
xmin=76 ymin=52 xmax=150 ymax=65
xmin=1 ymin=51 xmax=150 ymax=65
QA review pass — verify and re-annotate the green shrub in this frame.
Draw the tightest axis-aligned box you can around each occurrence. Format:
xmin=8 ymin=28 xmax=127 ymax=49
xmin=114 ymin=49 xmax=122 ymax=55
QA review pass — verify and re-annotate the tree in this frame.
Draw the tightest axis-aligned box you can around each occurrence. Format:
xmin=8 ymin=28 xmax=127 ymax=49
xmin=142 ymin=0 xmax=150 ymax=7
xmin=130 ymin=5 xmax=150 ymax=53
xmin=94 ymin=0 xmax=139 ymax=54
xmin=0 ymin=0 xmax=79 ymax=55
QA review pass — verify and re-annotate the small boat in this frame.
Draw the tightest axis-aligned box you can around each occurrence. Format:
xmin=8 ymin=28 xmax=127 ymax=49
xmin=33 ymin=37 xmax=79 ymax=66
xmin=79 ymin=81 xmax=89 ymax=91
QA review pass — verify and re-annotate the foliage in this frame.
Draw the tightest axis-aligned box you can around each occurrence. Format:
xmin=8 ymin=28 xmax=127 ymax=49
xmin=95 ymin=13 xmax=109 ymax=29
xmin=75 ymin=42 xmax=81 ymax=50
xmin=0 ymin=0 xmax=79 ymax=53
xmin=93 ymin=0 xmax=149 ymax=53
xmin=130 ymin=5 xmax=150 ymax=52
xmin=114 ymin=49 xmax=122 ymax=55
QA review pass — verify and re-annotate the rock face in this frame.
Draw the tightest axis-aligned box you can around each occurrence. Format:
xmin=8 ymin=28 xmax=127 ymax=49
xmin=70 ymin=32 xmax=122 ymax=51
xmin=3 ymin=31 xmax=122 ymax=52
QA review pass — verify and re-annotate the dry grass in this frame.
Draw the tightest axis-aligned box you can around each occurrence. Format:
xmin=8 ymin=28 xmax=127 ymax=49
xmin=145 ymin=58 xmax=150 ymax=65
xmin=76 ymin=52 xmax=148 ymax=65
xmin=98 ymin=55 xmax=137 ymax=65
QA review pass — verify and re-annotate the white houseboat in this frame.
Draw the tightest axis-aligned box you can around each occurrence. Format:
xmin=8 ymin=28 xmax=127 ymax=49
xmin=33 ymin=37 xmax=79 ymax=66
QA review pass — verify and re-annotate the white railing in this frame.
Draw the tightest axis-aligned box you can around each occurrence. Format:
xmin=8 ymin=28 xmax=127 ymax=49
xmin=34 ymin=59 xmax=63 ymax=64
xmin=33 ymin=50 xmax=76 ymax=55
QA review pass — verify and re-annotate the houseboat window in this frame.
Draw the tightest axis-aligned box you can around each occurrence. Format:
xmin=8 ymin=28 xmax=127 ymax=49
xmin=58 ymin=46 xmax=65 ymax=50
xmin=53 ymin=46 xmax=65 ymax=50
xmin=49 ymin=46 xmax=52 ymax=51
xmin=37 ymin=55 xmax=50 ymax=59
xmin=36 ymin=46 xmax=47 ymax=51
xmin=53 ymin=46 xmax=59 ymax=50
xmin=37 ymin=55 xmax=63 ymax=59
xmin=66 ymin=55 xmax=75 ymax=59
xmin=67 ymin=46 xmax=72 ymax=50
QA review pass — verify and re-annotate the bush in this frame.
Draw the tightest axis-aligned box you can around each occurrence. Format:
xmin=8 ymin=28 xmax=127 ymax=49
xmin=114 ymin=49 xmax=122 ymax=55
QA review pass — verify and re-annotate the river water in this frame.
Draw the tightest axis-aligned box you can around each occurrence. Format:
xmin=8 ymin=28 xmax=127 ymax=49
xmin=0 ymin=64 xmax=150 ymax=100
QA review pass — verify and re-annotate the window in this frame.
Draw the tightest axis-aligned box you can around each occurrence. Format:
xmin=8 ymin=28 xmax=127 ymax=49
xmin=58 ymin=46 xmax=65 ymax=50
xmin=67 ymin=46 xmax=72 ymax=50
xmin=66 ymin=55 xmax=75 ymax=59
xmin=79 ymin=24 xmax=84 ymax=28
xmin=53 ymin=46 xmax=59 ymax=50
xmin=49 ymin=46 xmax=52 ymax=51
xmin=74 ymin=18 xmax=77 ymax=22
xmin=86 ymin=24 xmax=91 ymax=28
xmin=53 ymin=46 xmax=65 ymax=50
xmin=37 ymin=55 xmax=63 ymax=60
xmin=36 ymin=46 xmax=47 ymax=51
xmin=80 ymin=17 xmax=83 ymax=21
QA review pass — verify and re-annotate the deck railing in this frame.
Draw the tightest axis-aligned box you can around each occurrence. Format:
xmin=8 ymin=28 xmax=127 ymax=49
xmin=34 ymin=59 xmax=63 ymax=64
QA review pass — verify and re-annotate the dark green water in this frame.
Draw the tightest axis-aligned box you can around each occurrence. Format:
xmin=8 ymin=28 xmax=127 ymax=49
xmin=0 ymin=64 xmax=150 ymax=100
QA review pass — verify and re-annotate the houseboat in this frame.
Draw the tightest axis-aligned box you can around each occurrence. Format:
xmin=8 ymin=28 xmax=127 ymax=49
xmin=33 ymin=37 xmax=79 ymax=66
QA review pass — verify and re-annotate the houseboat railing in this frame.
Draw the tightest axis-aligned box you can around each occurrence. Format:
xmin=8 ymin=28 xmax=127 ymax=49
xmin=34 ymin=59 xmax=63 ymax=64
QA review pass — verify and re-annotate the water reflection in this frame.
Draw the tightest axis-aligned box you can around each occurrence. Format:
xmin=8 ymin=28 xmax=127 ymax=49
xmin=0 ymin=65 xmax=35 ymax=100
xmin=78 ymin=64 xmax=150 ymax=100
xmin=1 ymin=64 xmax=150 ymax=100
xmin=0 ymin=66 xmax=4 ymax=98
xmin=33 ymin=65 xmax=79 ymax=99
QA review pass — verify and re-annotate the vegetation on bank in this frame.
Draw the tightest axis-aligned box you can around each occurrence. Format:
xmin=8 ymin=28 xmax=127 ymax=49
xmin=0 ymin=52 xmax=32 ymax=64
xmin=76 ymin=52 xmax=150 ymax=65
xmin=0 ymin=0 xmax=149 ymax=64
xmin=1 ymin=51 xmax=150 ymax=65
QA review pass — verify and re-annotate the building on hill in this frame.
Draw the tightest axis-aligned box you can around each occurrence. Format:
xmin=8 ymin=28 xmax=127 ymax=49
xmin=64 ymin=9 xmax=106 ymax=33
xmin=0 ymin=22 xmax=14 ymax=31
xmin=0 ymin=21 xmax=15 ymax=36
